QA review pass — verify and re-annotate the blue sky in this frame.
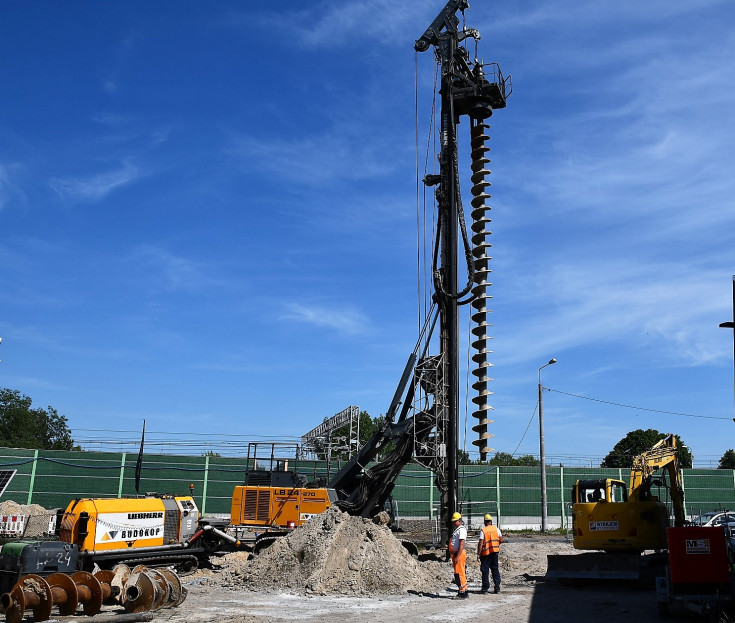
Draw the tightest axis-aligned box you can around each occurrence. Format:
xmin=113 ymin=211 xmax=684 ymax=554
xmin=1 ymin=1 xmax=734 ymax=466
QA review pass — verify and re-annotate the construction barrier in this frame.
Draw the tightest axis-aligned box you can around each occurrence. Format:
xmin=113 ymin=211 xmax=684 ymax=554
xmin=0 ymin=447 xmax=734 ymax=529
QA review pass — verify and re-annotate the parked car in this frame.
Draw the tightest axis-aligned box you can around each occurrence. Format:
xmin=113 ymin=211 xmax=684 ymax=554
xmin=691 ymin=510 xmax=735 ymax=527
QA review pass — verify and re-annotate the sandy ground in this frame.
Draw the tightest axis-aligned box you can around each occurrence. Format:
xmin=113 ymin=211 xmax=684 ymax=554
xmin=151 ymin=534 xmax=660 ymax=623
xmin=151 ymin=577 xmax=658 ymax=623
xmin=7 ymin=509 xmax=661 ymax=623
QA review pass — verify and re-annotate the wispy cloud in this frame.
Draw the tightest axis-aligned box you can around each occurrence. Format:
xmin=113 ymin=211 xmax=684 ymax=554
xmin=49 ymin=160 xmax=140 ymax=203
xmin=496 ymin=260 xmax=729 ymax=367
xmin=229 ymin=130 xmax=398 ymax=188
xmin=220 ymin=0 xmax=424 ymax=49
xmin=102 ymin=29 xmax=144 ymax=95
xmin=131 ymin=246 xmax=226 ymax=293
xmin=282 ymin=303 xmax=368 ymax=336
xmin=0 ymin=163 xmax=26 ymax=211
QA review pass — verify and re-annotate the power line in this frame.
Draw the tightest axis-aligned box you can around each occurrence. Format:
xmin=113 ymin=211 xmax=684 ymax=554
xmin=545 ymin=387 xmax=732 ymax=421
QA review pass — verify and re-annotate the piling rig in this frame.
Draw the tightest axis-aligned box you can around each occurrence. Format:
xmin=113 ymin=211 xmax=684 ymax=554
xmin=44 ymin=2 xmax=513 ymax=568
xmin=230 ymin=0 xmax=511 ymax=550
xmin=409 ymin=0 xmax=510 ymax=545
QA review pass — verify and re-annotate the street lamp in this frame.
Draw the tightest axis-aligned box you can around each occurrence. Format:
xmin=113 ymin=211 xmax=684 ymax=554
xmin=719 ymin=275 xmax=735 ymax=417
xmin=538 ymin=357 xmax=557 ymax=532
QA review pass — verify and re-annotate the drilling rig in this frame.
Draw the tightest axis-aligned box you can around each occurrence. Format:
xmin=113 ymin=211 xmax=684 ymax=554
xmin=54 ymin=1 xmax=513 ymax=568
xmin=226 ymin=0 xmax=511 ymax=550
xmin=401 ymin=0 xmax=510 ymax=545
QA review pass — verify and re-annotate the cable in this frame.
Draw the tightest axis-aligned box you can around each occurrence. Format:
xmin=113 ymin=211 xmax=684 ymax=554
xmin=510 ymin=401 xmax=539 ymax=458
xmin=545 ymin=387 xmax=732 ymax=421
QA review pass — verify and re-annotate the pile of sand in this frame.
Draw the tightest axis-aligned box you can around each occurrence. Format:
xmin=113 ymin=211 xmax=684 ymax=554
xmin=204 ymin=507 xmax=450 ymax=596
xmin=0 ymin=500 xmax=57 ymax=537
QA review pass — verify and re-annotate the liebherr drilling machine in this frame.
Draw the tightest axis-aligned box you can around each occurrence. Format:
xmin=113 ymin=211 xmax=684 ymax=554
xmin=56 ymin=0 xmax=513 ymax=569
xmin=225 ymin=0 xmax=512 ymax=550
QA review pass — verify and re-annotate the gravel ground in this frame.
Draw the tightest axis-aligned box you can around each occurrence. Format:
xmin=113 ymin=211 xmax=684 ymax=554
xmin=151 ymin=531 xmax=660 ymax=623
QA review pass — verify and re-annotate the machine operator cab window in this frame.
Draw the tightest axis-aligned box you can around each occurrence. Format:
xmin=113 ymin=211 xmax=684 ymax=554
xmin=609 ymin=481 xmax=628 ymax=503
xmin=577 ymin=480 xmax=628 ymax=504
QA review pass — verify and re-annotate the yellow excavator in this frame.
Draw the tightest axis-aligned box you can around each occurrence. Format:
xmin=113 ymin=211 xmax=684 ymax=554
xmin=547 ymin=433 xmax=686 ymax=580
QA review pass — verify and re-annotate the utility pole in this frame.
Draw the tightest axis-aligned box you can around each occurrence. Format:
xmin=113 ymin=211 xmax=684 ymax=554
xmin=719 ymin=275 xmax=735 ymax=415
xmin=538 ymin=358 xmax=556 ymax=532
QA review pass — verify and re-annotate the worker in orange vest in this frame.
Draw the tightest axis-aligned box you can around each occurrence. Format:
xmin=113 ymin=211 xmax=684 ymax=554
xmin=449 ymin=511 xmax=469 ymax=599
xmin=477 ymin=513 xmax=502 ymax=594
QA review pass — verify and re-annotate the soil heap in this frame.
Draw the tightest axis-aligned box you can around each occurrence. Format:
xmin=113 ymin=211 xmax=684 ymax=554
xmin=0 ymin=500 xmax=55 ymax=538
xmin=206 ymin=507 xmax=450 ymax=596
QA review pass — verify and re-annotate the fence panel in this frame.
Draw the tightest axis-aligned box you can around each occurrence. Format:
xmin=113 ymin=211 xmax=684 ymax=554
xmin=1 ymin=448 xmax=733 ymax=528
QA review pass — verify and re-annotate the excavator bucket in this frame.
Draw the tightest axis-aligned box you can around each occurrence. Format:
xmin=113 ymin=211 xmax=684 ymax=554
xmin=546 ymin=553 xmax=644 ymax=581
xmin=546 ymin=551 xmax=668 ymax=582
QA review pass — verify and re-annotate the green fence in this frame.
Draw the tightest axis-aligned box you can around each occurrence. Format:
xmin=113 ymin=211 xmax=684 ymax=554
xmin=1 ymin=448 xmax=734 ymax=529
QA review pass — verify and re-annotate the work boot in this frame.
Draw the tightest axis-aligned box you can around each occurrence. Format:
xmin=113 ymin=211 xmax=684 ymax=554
xmin=458 ymin=591 xmax=469 ymax=599
xmin=480 ymin=588 xmax=489 ymax=594
xmin=493 ymin=587 xmax=500 ymax=594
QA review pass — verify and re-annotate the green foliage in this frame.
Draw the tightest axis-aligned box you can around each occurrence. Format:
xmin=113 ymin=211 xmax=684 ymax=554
xmin=0 ymin=388 xmax=75 ymax=450
xmin=487 ymin=452 xmax=540 ymax=466
xmin=718 ymin=449 xmax=735 ymax=469
xmin=601 ymin=428 xmax=693 ymax=468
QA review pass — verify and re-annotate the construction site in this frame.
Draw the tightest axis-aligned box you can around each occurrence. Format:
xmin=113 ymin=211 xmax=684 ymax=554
xmin=1 ymin=0 xmax=734 ymax=622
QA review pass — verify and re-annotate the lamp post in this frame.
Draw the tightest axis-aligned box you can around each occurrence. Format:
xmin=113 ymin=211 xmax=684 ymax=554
xmin=538 ymin=357 xmax=557 ymax=532
xmin=719 ymin=275 xmax=735 ymax=416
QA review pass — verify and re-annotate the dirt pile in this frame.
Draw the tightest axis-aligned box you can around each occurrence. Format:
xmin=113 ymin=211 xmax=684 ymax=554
xmin=0 ymin=500 xmax=57 ymax=537
xmin=204 ymin=507 xmax=450 ymax=596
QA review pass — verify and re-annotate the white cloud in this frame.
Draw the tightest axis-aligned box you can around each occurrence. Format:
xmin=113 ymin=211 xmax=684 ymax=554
xmin=0 ymin=163 xmax=26 ymax=211
xmin=0 ymin=164 xmax=11 ymax=210
xmin=229 ymin=131 xmax=397 ymax=188
xmin=495 ymin=260 xmax=730 ymax=368
xmin=131 ymin=246 xmax=225 ymax=293
xmin=49 ymin=160 xmax=140 ymax=203
xmin=221 ymin=0 xmax=425 ymax=49
xmin=282 ymin=303 xmax=368 ymax=336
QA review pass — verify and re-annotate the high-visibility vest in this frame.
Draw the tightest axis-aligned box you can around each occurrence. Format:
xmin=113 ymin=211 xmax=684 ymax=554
xmin=479 ymin=524 xmax=501 ymax=555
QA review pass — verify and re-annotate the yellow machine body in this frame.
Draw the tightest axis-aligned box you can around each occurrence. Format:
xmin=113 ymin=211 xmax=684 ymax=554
xmin=571 ymin=434 xmax=684 ymax=554
xmin=59 ymin=495 xmax=200 ymax=552
xmin=230 ymin=485 xmax=334 ymax=529
xmin=572 ymin=479 xmax=668 ymax=552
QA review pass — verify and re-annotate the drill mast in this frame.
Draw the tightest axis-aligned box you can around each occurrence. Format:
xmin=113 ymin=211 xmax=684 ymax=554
xmin=415 ymin=0 xmax=510 ymax=544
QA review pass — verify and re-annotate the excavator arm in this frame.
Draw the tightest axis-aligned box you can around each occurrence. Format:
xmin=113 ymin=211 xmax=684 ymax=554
xmin=629 ymin=433 xmax=686 ymax=527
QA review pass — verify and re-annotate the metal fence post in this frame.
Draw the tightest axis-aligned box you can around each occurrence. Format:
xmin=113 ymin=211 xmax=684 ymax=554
xmin=201 ymin=455 xmax=210 ymax=515
xmin=118 ymin=453 xmax=127 ymax=497
xmin=429 ymin=469 xmax=434 ymax=521
xmin=26 ymin=449 xmax=39 ymax=505
xmin=559 ymin=465 xmax=565 ymax=529
xmin=496 ymin=466 xmax=501 ymax=526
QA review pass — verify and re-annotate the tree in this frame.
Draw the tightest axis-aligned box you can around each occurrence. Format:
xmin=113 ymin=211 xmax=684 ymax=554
xmin=718 ymin=449 xmax=735 ymax=469
xmin=601 ymin=429 xmax=693 ymax=468
xmin=0 ymin=388 xmax=75 ymax=450
xmin=487 ymin=452 xmax=540 ymax=467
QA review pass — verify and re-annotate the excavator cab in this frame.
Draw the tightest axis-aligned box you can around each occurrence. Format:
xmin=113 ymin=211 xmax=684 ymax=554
xmin=573 ymin=479 xmax=628 ymax=505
